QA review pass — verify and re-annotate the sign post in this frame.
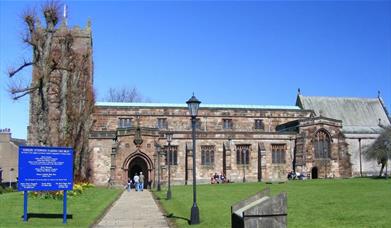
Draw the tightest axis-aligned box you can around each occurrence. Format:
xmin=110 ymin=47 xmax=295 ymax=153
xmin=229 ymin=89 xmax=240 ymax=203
xmin=63 ymin=190 xmax=67 ymax=223
xmin=18 ymin=146 xmax=73 ymax=223
xmin=23 ymin=191 xmax=28 ymax=221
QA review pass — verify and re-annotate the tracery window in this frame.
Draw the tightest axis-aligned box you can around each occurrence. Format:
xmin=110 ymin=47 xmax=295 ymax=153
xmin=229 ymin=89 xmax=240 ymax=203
xmin=201 ymin=145 xmax=215 ymax=165
xmin=314 ymin=130 xmax=331 ymax=159
xmin=164 ymin=145 xmax=178 ymax=165
xmin=236 ymin=145 xmax=250 ymax=165
xmin=272 ymin=144 xmax=286 ymax=164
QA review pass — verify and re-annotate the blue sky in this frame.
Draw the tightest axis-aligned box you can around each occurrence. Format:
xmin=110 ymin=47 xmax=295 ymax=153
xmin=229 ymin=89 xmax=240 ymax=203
xmin=1 ymin=0 xmax=391 ymax=139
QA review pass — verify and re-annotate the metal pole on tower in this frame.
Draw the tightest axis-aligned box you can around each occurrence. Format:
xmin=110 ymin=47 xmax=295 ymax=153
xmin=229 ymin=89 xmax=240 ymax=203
xmin=63 ymin=4 xmax=68 ymax=26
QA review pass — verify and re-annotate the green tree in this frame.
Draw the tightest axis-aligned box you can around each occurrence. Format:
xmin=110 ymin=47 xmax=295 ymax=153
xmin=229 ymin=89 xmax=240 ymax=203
xmin=364 ymin=126 xmax=391 ymax=177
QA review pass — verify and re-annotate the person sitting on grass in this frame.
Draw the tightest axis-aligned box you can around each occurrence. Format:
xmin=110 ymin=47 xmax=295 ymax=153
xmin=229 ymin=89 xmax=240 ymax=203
xmin=213 ymin=172 xmax=220 ymax=184
xmin=220 ymin=173 xmax=226 ymax=183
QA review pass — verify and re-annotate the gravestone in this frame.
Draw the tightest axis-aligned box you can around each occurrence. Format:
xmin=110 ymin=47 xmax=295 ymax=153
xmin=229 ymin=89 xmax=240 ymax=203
xmin=231 ymin=188 xmax=287 ymax=228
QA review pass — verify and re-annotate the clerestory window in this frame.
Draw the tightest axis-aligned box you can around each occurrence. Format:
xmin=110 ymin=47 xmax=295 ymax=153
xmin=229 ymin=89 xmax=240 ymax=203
xmin=157 ymin=118 xmax=168 ymax=129
xmin=255 ymin=119 xmax=265 ymax=130
xmin=118 ymin=118 xmax=132 ymax=128
xmin=223 ymin=119 xmax=233 ymax=129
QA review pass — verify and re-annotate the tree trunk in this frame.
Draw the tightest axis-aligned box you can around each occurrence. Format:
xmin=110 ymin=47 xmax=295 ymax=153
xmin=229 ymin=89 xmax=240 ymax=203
xmin=11 ymin=5 xmax=95 ymax=180
xmin=379 ymin=162 xmax=385 ymax=177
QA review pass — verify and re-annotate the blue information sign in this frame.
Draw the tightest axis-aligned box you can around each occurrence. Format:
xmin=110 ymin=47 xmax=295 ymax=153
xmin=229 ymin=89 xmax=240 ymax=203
xmin=18 ymin=146 xmax=74 ymax=191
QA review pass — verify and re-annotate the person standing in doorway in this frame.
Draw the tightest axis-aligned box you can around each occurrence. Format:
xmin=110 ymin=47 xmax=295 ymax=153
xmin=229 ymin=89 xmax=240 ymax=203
xmin=133 ymin=173 xmax=140 ymax=192
xmin=127 ymin=178 xmax=131 ymax=192
xmin=139 ymin=172 xmax=145 ymax=191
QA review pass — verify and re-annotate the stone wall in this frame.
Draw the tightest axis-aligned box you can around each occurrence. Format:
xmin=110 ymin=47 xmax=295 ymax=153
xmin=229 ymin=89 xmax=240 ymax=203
xmin=89 ymin=139 xmax=112 ymax=185
xmin=92 ymin=105 xmax=311 ymax=133
xmin=89 ymin=105 xmax=312 ymax=185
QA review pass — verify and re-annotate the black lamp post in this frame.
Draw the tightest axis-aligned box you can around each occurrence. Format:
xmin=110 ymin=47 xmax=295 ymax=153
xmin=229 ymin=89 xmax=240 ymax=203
xmin=166 ymin=132 xmax=173 ymax=200
xmin=156 ymin=144 xmax=162 ymax=191
xmin=242 ymin=149 xmax=246 ymax=183
xmin=187 ymin=94 xmax=201 ymax=225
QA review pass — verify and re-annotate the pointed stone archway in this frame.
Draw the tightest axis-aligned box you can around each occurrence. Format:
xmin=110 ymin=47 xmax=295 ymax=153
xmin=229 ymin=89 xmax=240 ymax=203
xmin=128 ymin=157 xmax=148 ymax=181
xmin=122 ymin=150 xmax=154 ymax=186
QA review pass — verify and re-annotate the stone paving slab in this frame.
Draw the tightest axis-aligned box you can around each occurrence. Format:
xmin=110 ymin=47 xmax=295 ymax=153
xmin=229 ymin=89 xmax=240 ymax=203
xmin=94 ymin=190 xmax=169 ymax=228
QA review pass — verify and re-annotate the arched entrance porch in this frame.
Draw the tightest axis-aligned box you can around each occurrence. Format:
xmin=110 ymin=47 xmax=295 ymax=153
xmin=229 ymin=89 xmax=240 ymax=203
xmin=122 ymin=150 xmax=154 ymax=187
xmin=128 ymin=157 xmax=149 ymax=182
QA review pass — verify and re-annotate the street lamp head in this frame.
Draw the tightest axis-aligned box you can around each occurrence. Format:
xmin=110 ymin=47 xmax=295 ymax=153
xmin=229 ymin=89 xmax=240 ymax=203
xmin=186 ymin=94 xmax=201 ymax=117
xmin=155 ymin=143 xmax=161 ymax=154
xmin=166 ymin=132 xmax=173 ymax=143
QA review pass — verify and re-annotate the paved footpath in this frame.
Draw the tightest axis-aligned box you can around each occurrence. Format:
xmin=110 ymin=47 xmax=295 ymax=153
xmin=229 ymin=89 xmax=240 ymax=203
xmin=94 ymin=190 xmax=169 ymax=228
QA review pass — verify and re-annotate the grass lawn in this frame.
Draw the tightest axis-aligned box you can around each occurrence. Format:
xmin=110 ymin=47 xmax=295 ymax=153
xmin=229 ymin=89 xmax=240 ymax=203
xmin=153 ymin=178 xmax=391 ymax=228
xmin=0 ymin=187 xmax=122 ymax=227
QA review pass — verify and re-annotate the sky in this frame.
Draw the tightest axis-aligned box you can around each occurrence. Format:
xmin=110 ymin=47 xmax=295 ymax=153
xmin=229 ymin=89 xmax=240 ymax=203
xmin=1 ymin=0 xmax=391 ymax=140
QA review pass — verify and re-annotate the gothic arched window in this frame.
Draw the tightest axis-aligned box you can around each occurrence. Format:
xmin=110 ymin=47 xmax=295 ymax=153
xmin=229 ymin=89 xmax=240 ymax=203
xmin=236 ymin=145 xmax=250 ymax=165
xmin=201 ymin=145 xmax=215 ymax=165
xmin=314 ymin=130 xmax=331 ymax=159
xmin=164 ymin=146 xmax=178 ymax=165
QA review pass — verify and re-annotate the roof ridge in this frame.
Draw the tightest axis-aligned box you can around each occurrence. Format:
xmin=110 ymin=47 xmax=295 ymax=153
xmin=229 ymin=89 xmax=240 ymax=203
xmin=95 ymin=102 xmax=301 ymax=110
xmin=300 ymin=95 xmax=379 ymax=101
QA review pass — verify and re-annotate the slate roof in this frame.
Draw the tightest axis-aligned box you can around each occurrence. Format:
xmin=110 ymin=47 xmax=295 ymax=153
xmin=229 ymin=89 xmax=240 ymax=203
xmin=10 ymin=138 xmax=26 ymax=146
xmin=96 ymin=102 xmax=301 ymax=110
xmin=296 ymin=95 xmax=391 ymax=134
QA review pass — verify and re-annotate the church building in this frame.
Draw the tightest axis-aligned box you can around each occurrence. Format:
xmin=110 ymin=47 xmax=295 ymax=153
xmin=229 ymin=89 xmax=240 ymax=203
xmin=88 ymin=94 xmax=390 ymax=186
xmin=23 ymin=18 xmax=390 ymax=187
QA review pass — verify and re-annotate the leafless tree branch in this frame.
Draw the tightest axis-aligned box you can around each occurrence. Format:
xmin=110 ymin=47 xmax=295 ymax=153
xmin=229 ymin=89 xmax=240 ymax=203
xmin=8 ymin=60 xmax=34 ymax=77
xmin=8 ymin=79 xmax=38 ymax=100
xmin=106 ymin=87 xmax=144 ymax=102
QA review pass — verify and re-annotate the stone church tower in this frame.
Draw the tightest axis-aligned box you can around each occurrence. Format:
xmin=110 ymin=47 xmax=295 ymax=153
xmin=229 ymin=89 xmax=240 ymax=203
xmin=27 ymin=19 xmax=93 ymax=146
xmin=25 ymin=9 xmax=94 ymax=178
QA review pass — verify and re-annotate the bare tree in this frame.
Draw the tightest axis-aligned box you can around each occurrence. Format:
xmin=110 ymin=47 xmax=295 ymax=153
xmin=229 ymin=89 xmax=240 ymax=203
xmin=7 ymin=1 xmax=95 ymax=180
xmin=364 ymin=126 xmax=391 ymax=177
xmin=105 ymin=87 xmax=144 ymax=102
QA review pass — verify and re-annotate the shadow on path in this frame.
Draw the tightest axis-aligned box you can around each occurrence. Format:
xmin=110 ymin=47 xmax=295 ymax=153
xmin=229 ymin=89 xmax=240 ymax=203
xmin=21 ymin=213 xmax=73 ymax=221
xmin=166 ymin=213 xmax=190 ymax=224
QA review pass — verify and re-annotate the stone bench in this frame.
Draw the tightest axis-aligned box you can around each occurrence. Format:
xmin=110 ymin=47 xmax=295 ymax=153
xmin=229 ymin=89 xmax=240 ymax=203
xmin=231 ymin=188 xmax=287 ymax=228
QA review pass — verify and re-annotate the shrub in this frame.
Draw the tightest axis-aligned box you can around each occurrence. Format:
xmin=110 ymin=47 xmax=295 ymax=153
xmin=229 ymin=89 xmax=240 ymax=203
xmin=29 ymin=182 xmax=94 ymax=200
xmin=0 ymin=186 xmax=16 ymax=194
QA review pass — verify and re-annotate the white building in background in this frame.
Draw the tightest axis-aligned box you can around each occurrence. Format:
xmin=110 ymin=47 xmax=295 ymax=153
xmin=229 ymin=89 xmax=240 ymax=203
xmin=0 ymin=129 xmax=26 ymax=184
